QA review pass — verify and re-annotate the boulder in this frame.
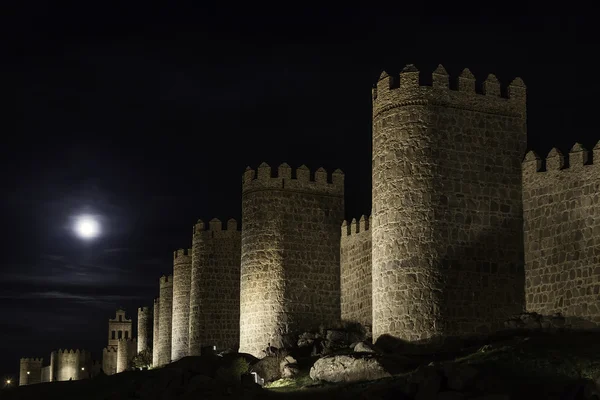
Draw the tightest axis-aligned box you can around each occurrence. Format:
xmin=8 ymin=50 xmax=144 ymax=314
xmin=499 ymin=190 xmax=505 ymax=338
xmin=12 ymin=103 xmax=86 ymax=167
xmin=354 ymin=341 xmax=376 ymax=353
xmin=309 ymin=354 xmax=392 ymax=383
xmin=279 ymin=355 xmax=299 ymax=379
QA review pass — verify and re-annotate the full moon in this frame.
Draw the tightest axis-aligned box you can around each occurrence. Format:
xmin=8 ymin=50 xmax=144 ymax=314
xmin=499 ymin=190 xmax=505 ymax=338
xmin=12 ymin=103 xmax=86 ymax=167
xmin=74 ymin=215 xmax=100 ymax=239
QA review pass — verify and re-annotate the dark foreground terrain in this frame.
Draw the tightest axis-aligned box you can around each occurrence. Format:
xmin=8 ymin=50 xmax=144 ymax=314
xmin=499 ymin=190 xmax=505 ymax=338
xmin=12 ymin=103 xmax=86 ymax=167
xmin=3 ymin=330 xmax=600 ymax=400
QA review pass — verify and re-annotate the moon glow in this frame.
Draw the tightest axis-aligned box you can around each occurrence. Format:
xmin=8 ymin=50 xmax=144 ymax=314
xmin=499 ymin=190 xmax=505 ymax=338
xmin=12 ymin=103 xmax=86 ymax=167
xmin=74 ymin=215 xmax=100 ymax=239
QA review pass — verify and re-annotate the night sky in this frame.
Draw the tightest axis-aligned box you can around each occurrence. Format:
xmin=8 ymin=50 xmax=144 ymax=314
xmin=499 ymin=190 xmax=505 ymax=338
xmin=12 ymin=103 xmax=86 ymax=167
xmin=0 ymin=5 xmax=594 ymax=379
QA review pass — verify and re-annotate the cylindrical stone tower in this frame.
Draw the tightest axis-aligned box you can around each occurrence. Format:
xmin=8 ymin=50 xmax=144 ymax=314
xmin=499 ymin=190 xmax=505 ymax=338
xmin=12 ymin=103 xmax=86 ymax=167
xmin=116 ymin=338 xmax=137 ymax=373
xmin=157 ymin=275 xmax=173 ymax=366
xmin=137 ymin=306 xmax=153 ymax=354
xmin=188 ymin=218 xmax=241 ymax=356
xmin=152 ymin=298 xmax=160 ymax=367
xmin=171 ymin=248 xmax=192 ymax=361
xmin=19 ymin=358 xmax=42 ymax=386
xmin=239 ymin=163 xmax=345 ymax=357
xmin=371 ymin=64 xmax=527 ymax=343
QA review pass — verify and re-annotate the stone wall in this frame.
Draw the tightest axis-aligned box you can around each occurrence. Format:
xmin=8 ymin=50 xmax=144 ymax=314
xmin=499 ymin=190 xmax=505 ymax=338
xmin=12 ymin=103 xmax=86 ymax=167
xmin=116 ymin=338 xmax=137 ymax=373
xmin=152 ymin=298 xmax=160 ymax=367
xmin=340 ymin=215 xmax=372 ymax=327
xmin=41 ymin=365 xmax=50 ymax=383
xmin=19 ymin=358 xmax=42 ymax=386
xmin=157 ymin=275 xmax=173 ymax=366
xmin=239 ymin=163 xmax=345 ymax=357
xmin=371 ymin=65 xmax=527 ymax=343
xmin=189 ymin=218 xmax=241 ymax=355
xmin=171 ymin=249 xmax=192 ymax=361
xmin=102 ymin=346 xmax=117 ymax=375
xmin=137 ymin=306 xmax=152 ymax=354
xmin=522 ymin=144 xmax=600 ymax=325
xmin=52 ymin=349 xmax=91 ymax=381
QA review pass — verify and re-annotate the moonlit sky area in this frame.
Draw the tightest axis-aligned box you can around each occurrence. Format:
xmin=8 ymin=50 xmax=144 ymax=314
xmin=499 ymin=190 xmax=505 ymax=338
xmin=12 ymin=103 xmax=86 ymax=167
xmin=0 ymin=7 xmax=594 ymax=378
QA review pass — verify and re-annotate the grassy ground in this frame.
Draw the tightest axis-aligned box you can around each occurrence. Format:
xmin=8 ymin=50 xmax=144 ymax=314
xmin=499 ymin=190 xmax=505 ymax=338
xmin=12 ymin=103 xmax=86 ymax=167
xmin=2 ymin=330 xmax=599 ymax=399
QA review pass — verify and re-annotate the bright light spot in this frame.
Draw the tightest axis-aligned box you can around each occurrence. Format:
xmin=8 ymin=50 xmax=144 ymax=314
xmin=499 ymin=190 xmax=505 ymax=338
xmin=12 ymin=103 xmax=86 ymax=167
xmin=26 ymin=371 xmax=30 ymax=375
xmin=6 ymin=379 xmax=11 ymax=384
xmin=81 ymin=367 xmax=85 ymax=371
xmin=74 ymin=216 xmax=100 ymax=239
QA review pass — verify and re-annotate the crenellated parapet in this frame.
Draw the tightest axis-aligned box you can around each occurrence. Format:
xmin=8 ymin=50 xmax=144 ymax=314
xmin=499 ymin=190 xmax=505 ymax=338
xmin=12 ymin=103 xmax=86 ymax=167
xmin=242 ymin=163 xmax=344 ymax=196
xmin=19 ymin=357 xmax=43 ymax=386
xmin=159 ymin=274 xmax=173 ymax=285
xmin=341 ymin=215 xmax=370 ymax=236
xmin=193 ymin=218 xmax=241 ymax=238
xmin=372 ymin=64 xmax=526 ymax=120
xmin=173 ymin=248 xmax=191 ymax=259
xmin=522 ymin=141 xmax=599 ymax=176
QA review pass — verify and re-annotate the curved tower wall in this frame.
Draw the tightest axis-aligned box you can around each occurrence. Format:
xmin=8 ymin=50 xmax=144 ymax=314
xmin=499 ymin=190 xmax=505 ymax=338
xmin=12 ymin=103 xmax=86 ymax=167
xmin=102 ymin=347 xmax=117 ymax=375
xmin=116 ymin=338 xmax=137 ymax=373
xmin=137 ymin=306 xmax=152 ymax=354
xmin=239 ymin=163 xmax=345 ymax=357
xmin=188 ymin=218 xmax=241 ymax=356
xmin=171 ymin=249 xmax=192 ymax=361
xmin=371 ymin=65 xmax=527 ymax=342
xmin=157 ymin=275 xmax=173 ymax=366
xmin=19 ymin=358 xmax=42 ymax=386
xmin=152 ymin=297 xmax=160 ymax=367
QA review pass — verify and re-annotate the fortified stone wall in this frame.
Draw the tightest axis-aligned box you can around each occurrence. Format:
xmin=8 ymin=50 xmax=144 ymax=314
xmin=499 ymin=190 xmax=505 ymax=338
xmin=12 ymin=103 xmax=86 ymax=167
xmin=240 ymin=163 xmax=345 ymax=357
xmin=116 ymin=338 xmax=137 ymax=373
xmin=102 ymin=346 xmax=117 ymax=375
xmin=189 ymin=218 xmax=241 ymax=355
xmin=152 ymin=298 xmax=160 ymax=367
xmin=522 ymin=143 xmax=600 ymax=324
xmin=19 ymin=358 xmax=42 ymax=386
xmin=41 ymin=365 xmax=50 ymax=383
xmin=340 ymin=215 xmax=372 ymax=327
xmin=171 ymin=248 xmax=192 ymax=361
xmin=137 ymin=306 xmax=153 ymax=354
xmin=371 ymin=65 xmax=527 ymax=343
xmin=52 ymin=349 xmax=91 ymax=381
xmin=157 ymin=275 xmax=173 ymax=366
xmin=91 ymin=360 xmax=102 ymax=378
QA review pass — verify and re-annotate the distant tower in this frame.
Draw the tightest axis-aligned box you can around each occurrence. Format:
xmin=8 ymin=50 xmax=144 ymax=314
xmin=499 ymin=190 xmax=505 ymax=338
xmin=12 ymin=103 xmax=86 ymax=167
xmin=19 ymin=358 xmax=42 ymax=386
xmin=102 ymin=346 xmax=118 ymax=376
xmin=239 ymin=163 xmax=345 ymax=357
xmin=137 ymin=306 xmax=153 ymax=354
xmin=171 ymin=249 xmax=192 ymax=362
xmin=108 ymin=309 xmax=132 ymax=347
xmin=152 ymin=297 xmax=160 ymax=367
xmin=157 ymin=275 xmax=173 ymax=366
xmin=116 ymin=338 xmax=137 ymax=373
xmin=371 ymin=65 xmax=527 ymax=342
xmin=188 ymin=218 xmax=241 ymax=356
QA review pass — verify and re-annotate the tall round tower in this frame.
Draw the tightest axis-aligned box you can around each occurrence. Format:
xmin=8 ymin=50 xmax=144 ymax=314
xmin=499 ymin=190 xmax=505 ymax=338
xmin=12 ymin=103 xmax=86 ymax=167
xmin=157 ymin=275 xmax=173 ymax=366
xmin=137 ymin=307 xmax=152 ymax=354
xmin=116 ymin=338 xmax=137 ymax=373
xmin=152 ymin=297 xmax=160 ymax=367
xmin=19 ymin=358 xmax=42 ymax=386
xmin=371 ymin=65 xmax=527 ymax=343
xmin=171 ymin=248 xmax=192 ymax=361
xmin=239 ymin=163 xmax=345 ymax=357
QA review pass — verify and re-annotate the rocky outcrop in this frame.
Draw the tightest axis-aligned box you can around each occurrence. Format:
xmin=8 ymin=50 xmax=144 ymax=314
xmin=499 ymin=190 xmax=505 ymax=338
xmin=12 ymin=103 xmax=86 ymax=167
xmin=309 ymin=354 xmax=392 ymax=383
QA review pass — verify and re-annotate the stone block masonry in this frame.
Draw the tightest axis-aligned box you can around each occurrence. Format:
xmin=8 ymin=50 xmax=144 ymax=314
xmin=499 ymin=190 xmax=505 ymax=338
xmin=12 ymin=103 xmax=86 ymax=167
xmin=188 ymin=218 xmax=241 ymax=356
xmin=171 ymin=249 xmax=192 ymax=361
xmin=137 ymin=306 xmax=153 ymax=354
xmin=19 ymin=358 xmax=42 ymax=386
xmin=51 ymin=349 xmax=92 ymax=381
xmin=341 ymin=215 xmax=372 ymax=327
xmin=239 ymin=163 xmax=345 ymax=357
xmin=116 ymin=338 xmax=137 ymax=373
xmin=522 ymin=143 xmax=600 ymax=324
xmin=371 ymin=65 xmax=528 ymax=343
xmin=157 ymin=275 xmax=173 ymax=366
xmin=102 ymin=346 xmax=117 ymax=375
xmin=152 ymin=298 xmax=159 ymax=367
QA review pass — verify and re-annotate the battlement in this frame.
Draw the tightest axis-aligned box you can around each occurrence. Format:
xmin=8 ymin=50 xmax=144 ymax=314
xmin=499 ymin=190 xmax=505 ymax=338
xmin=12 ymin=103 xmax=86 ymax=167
xmin=138 ymin=306 xmax=150 ymax=313
xmin=241 ymin=163 xmax=344 ymax=196
xmin=173 ymin=248 xmax=191 ymax=259
xmin=193 ymin=218 xmax=241 ymax=238
xmin=54 ymin=349 xmax=86 ymax=355
xmin=372 ymin=64 xmax=526 ymax=119
xmin=159 ymin=274 xmax=173 ymax=285
xmin=522 ymin=141 xmax=600 ymax=175
xmin=117 ymin=337 xmax=137 ymax=342
xmin=20 ymin=358 xmax=43 ymax=363
xmin=341 ymin=215 xmax=370 ymax=236
xmin=153 ymin=297 xmax=159 ymax=306
xmin=102 ymin=346 xmax=118 ymax=354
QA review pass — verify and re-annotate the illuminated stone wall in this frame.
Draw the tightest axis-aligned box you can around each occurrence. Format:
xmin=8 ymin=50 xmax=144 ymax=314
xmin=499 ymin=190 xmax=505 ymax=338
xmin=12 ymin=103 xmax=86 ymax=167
xmin=171 ymin=249 xmax=191 ymax=361
xmin=19 ymin=358 xmax=42 ymax=386
xmin=239 ymin=163 xmax=344 ymax=357
xmin=152 ymin=298 xmax=159 ymax=367
xmin=371 ymin=65 xmax=527 ymax=342
xmin=157 ymin=275 xmax=173 ymax=366
xmin=137 ymin=306 xmax=152 ymax=354
xmin=116 ymin=338 xmax=137 ymax=373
